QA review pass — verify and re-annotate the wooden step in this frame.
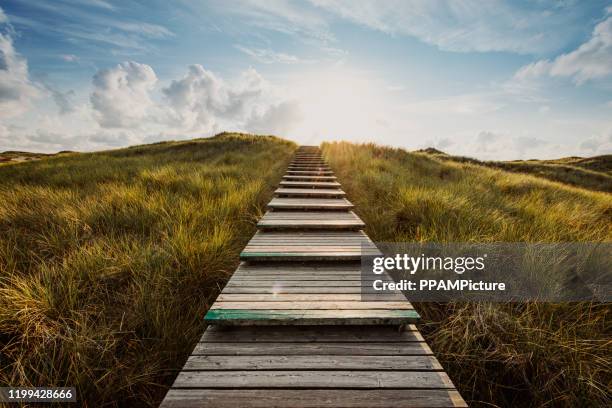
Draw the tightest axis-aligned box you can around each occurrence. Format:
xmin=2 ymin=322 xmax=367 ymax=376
xmin=267 ymin=198 xmax=353 ymax=211
xmin=275 ymin=188 xmax=345 ymax=198
xmin=240 ymin=230 xmax=381 ymax=261
xmin=283 ymin=175 xmax=337 ymax=181
xmin=279 ymin=181 xmax=341 ymax=188
xmin=286 ymin=171 xmax=334 ymax=176
xmin=257 ymin=211 xmax=364 ymax=230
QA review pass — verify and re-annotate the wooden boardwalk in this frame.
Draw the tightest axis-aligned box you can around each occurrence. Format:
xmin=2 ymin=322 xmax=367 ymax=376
xmin=160 ymin=146 xmax=467 ymax=407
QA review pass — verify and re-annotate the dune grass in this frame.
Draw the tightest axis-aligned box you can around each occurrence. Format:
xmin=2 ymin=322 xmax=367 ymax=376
xmin=323 ymin=141 xmax=611 ymax=407
xmin=419 ymin=149 xmax=612 ymax=193
xmin=0 ymin=133 xmax=295 ymax=406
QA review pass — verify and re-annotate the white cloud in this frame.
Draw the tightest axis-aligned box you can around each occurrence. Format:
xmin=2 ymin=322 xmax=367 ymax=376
xmin=309 ymin=0 xmax=580 ymax=54
xmin=90 ymin=61 xmax=157 ymax=128
xmin=0 ymin=6 xmax=7 ymax=24
xmin=51 ymin=88 xmax=76 ymax=114
xmin=579 ymin=131 xmax=612 ymax=155
xmin=0 ymin=24 xmax=41 ymax=119
xmin=245 ymin=100 xmax=302 ymax=135
xmin=162 ymin=65 xmax=269 ymax=132
xmin=60 ymin=54 xmax=79 ymax=62
xmin=515 ymin=15 xmax=612 ymax=84
xmin=235 ymin=45 xmax=308 ymax=64
xmin=216 ymin=0 xmax=333 ymax=42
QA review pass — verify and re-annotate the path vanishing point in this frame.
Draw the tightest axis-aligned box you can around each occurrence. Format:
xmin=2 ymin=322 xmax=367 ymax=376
xmin=160 ymin=146 xmax=467 ymax=407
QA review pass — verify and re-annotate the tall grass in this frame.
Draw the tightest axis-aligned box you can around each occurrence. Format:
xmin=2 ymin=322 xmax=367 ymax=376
xmin=0 ymin=133 xmax=295 ymax=406
xmin=419 ymin=149 xmax=612 ymax=193
xmin=322 ymin=141 xmax=611 ymax=407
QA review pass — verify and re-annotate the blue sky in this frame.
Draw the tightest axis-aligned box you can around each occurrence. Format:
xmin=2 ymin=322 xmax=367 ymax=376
xmin=0 ymin=0 xmax=611 ymax=159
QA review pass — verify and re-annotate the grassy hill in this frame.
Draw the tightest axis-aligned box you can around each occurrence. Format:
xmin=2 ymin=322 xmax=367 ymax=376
xmin=323 ymin=142 xmax=611 ymax=407
xmin=417 ymin=149 xmax=612 ymax=193
xmin=0 ymin=133 xmax=295 ymax=406
xmin=1 ymin=135 xmax=609 ymax=407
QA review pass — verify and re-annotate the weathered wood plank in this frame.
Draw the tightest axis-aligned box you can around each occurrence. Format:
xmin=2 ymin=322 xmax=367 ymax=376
xmin=210 ymin=301 xmax=413 ymax=310
xmin=225 ymin=281 xmax=369 ymax=287
xmin=279 ymin=181 xmax=341 ymax=188
xmin=257 ymin=210 xmax=364 ymax=230
xmin=274 ymin=188 xmax=345 ymax=197
xmin=216 ymin=294 xmax=408 ymax=302
xmin=172 ymin=370 xmax=453 ymax=389
xmin=203 ymin=309 xmax=420 ymax=325
xmin=267 ymin=197 xmax=353 ymax=210
xmin=160 ymin=389 xmax=467 ymax=408
xmin=283 ymin=175 xmax=337 ymax=181
xmin=221 ymin=286 xmax=369 ymax=294
xmin=200 ymin=325 xmax=422 ymax=342
xmin=182 ymin=355 xmax=441 ymax=370
xmin=193 ymin=341 xmax=431 ymax=355
xmin=241 ymin=231 xmax=381 ymax=261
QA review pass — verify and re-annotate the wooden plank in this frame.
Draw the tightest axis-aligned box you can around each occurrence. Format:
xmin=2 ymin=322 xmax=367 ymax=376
xmin=274 ymin=188 xmax=345 ymax=197
xmin=182 ymin=355 xmax=440 ymax=370
xmin=221 ymin=287 xmax=367 ymax=294
xmin=216 ymin=294 xmax=408 ymax=302
xmin=288 ymin=166 xmax=331 ymax=171
xmin=161 ymin=389 xmax=467 ymax=408
xmin=231 ymin=262 xmax=363 ymax=273
xmin=283 ymin=175 xmax=337 ymax=181
xmin=230 ymin=274 xmax=364 ymax=280
xmin=257 ymin=211 xmax=364 ymax=230
xmin=200 ymin=325 xmax=422 ymax=343
xmin=267 ymin=198 xmax=353 ymax=210
xmin=241 ymin=231 xmax=381 ymax=261
xmin=225 ymin=281 xmax=369 ymax=287
xmin=203 ymin=309 xmax=420 ymax=325
xmin=172 ymin=370 xmax=453 ymax=389
xmin=192 ymin=341 xmax=431 ymax=355
xmin=286 ymin=171 xmax=334 ymax=175
xmin=279 ymin=181 xmax=341 ymax=188
xmin=210 ymin=302 xmax=414 ymax=310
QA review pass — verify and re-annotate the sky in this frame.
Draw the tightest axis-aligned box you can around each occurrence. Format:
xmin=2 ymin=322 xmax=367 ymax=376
xmin=0 ymin=0 xmax=611 ymax=160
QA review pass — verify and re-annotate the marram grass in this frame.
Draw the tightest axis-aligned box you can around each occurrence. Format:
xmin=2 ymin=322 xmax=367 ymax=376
xmin=0 ymin=133 xmax=295 ymax=407
xmin=322 ymin=141 xmax=611 ymax=408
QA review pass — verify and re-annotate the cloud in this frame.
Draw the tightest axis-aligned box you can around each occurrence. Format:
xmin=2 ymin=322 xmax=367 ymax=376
xmin=235 ymin=45 xmax=308 ymax=64
xmin=0 ymin=7 xmax=7 ymax=24
xmin=0 ymin=13 xmax=41 ymax=119
xmin=90 ymin=61 xmax=157 ymax=128
xmin=245 ymin=100 xmax=302 ymax=135
xmin=60 ymin=54 xmax=79 ymax=62
xmin=51 ymin=88 xmax=76 ymax=114
xmin=162 ymin=65 xmax=269 ymax=132
xmin=9 ymin=2 xmax=173 ymax=53
xmin=579 ymin=131 xmax=612 ymax=154
xmin=515 ymin=15 xmax=612 ymax=84
xmin=309 ymin=0 xmax=583 ymax=54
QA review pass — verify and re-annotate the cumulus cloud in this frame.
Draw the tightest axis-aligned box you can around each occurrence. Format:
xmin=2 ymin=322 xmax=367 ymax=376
xmin=0 ymin=11 xmax=40 ymax=119
xmin=162 ymin=65 xmax=268 ymax=132
xmin=90 ymin=61 xmax=157 ymax=128
xmin=245 ymin=100 xmax=302 ymax=135
xmin=51 ymin=88 xmax=76 ymax=114
xmin=515 ymin=15 xmax=612 ymax=84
